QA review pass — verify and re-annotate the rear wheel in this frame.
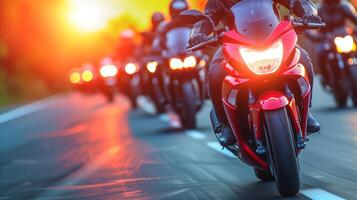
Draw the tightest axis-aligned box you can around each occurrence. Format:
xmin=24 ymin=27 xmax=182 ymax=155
xmin=254 ymin=168 xmax=274 ymax=182
xmin=264 ymin=108 xmax=300 ymax=197
xmin=350 ymin=66 xmax=357 ymax=107
xmin=180 ymin=82 xmax=198 ymax=129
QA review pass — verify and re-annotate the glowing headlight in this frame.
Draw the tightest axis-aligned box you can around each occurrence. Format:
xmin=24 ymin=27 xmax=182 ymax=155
xmin=146 ymin=61 xmax=158 ymax=73
xmin=183 ymin=56 xmax=197 ymax=68
xmin=82 ymin=70 xmax=93 ymax=82
xmin=334 ymin=35 xmax=356 ymax=53
xmin=239 ymin=40 xmax=283 ymax=75
xmin=170 ymin=56 xmax=197 ymax=70
xmin=100 ymin=64 xmax=118 ymax=78
xmin=70 ymin=72 xmax=81 ymax=84
xmin=125 ymin=63 xmax=138 ymax=75
xmin=170 ymin=58 xmax=183 ymax=70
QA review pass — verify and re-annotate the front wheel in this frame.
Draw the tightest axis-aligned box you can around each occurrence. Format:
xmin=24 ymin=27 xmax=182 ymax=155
xmin=180 ymin=81 xmax=198 ymax=129
xmin=264 ymin=108 xmax=300 ymax=197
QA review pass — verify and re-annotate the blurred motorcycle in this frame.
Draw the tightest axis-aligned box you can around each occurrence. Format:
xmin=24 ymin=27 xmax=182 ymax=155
xmin=98 ymin=57 xmax=119 ymax=102
xmin=320 ymin=28 xmax=357 ymax=107
xmin=162 ymin=27 xmax=208 ymax=129
xmin=118 ymin=61 xmax=141 ymax=108
xmin=141 ymin=56 xmax=167 ymax=114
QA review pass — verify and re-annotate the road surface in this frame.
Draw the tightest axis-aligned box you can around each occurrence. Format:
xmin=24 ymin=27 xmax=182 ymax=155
xmin=0 ymin=83 xmax=356 ymax=200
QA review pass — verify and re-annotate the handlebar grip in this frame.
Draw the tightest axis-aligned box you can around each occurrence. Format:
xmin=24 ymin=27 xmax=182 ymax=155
xmin=292 ymin=21 xmax=326 ymax=29
xmin=187 ymin=37 xmax=217 ymax=52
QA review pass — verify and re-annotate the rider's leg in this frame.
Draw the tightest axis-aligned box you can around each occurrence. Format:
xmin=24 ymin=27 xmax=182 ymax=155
xmin=317 ymin=43 xmax=329 ymax=86
xmin=298 ymin=47 xmax=321 ymax=133
xmin=207 ymin=47 xmax=236 ymax=146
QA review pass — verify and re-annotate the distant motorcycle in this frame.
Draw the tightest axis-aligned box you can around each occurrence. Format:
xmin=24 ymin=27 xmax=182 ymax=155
xmin=141 ymin=56 xmax=167 ymax=114
xmin=162 ymin=27 xmax=208 ymax=129
xmin=118 ymin=61 xmax=141 ymax=108
xmin=98 ymin=57 xmax=119 ymax=102
xmin=180 ymin=0 xmax=324 ymax=196
xmin=319 ymin=28 xmax=357 ymax=107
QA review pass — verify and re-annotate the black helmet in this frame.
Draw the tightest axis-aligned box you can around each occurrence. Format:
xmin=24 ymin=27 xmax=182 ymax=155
xmin=169 ymin=0 xmax=188 ymax=19
xmin=151 ymin=12 xmax=165 ymax=31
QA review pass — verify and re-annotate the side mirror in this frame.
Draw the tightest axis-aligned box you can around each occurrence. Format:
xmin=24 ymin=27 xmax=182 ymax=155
xmin=179 ymin=9 xmax=206 ymax=25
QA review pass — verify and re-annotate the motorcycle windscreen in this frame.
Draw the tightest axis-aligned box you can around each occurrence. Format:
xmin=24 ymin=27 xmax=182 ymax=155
xmin=231 ymin=0 xmax=279 ymax=41
xmin=165 ymin=27 xmax=191 ymax=56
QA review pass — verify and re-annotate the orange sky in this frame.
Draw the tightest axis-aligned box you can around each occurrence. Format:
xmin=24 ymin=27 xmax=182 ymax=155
xmin=0 ymin=0 xmax=205 ymax=87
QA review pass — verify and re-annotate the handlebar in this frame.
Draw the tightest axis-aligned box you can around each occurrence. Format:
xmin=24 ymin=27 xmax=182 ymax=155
xmin=187 ymin=35 xmax=218 ymax=52
xmin=292 ymin=20 xmax=326 ymax=30
xmin=187 ymin=20 xmax=325 ymax=52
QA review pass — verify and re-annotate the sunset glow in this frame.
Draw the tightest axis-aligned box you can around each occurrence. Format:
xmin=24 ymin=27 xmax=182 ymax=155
xmin=68 ymin=0 xmax=117 ymax=32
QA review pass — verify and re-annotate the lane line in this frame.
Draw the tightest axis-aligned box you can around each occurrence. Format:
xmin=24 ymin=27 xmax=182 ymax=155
xmin=186 ymin=130 xmax=206 ymax=140
xmin=137 ymin=96 xmax=156 ymax=115
xmin=0 ymin=95 xmax=59 ymax=124
xmin=206 ymin=141 xmax=236 ymax=158
xmin=159 ymin=114 xmax=170 ymax=122
xmin=301 ymin=188 xmax=346 ymax=200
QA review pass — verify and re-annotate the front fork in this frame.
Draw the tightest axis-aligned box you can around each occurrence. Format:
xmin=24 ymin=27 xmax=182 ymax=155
xmin=248 ymin=86 xmax=306 ymax=156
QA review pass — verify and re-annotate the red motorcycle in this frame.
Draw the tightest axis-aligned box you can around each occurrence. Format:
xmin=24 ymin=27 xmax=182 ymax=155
xmin=180 ymin=0 xmax=324 ymax=196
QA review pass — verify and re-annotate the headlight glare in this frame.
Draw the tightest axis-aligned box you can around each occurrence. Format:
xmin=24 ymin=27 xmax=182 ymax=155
xmin=239 ymin=40 xmax=283 ymax=75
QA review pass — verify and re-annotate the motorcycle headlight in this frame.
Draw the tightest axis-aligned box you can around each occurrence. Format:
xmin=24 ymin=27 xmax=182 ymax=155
xmin=82 ymin=70 xmax=93 ymax=82
xmin=334 ymin=35 xmax=356 ymax=53
xmin=239 ymin=40 xmax=283 ymax=75
xmin=100 ymin=64 xmax=118 ymax=78
xmin=170 ymin=58 xmax=183 ymax=70
xmin=125 ymin=63 xmax=138 ymax=75
xmin=183 ymin=56 xmax=197 ymax=68
xmin=146 ymin=61 xmax=158 ymax=73
xmin=170 ymin=56 xmax=197 ymax=70
xmin=70 ymin=72 xmax=81 ymax=84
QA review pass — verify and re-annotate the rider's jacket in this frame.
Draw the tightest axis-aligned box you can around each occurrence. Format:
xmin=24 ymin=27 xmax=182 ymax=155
xmin=152 ymin=19 xmax=191 ymax=53
xmin=192 ymin=0 xmax=318 ymax=36
xmin=318 ymin=1 xmax=357 ymax=32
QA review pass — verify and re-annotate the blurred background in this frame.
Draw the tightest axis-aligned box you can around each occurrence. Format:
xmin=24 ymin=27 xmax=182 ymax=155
xmin=0 ymin=0 xmax=206 ymax=107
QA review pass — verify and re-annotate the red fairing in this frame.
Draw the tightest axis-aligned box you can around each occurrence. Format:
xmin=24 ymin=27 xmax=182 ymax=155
xmin=257 ymin=91 xmax=289 ymax=111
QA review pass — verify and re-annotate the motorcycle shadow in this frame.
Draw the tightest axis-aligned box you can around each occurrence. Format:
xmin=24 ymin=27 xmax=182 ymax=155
xmin=227 ymin=181 xmax=306 ymax=200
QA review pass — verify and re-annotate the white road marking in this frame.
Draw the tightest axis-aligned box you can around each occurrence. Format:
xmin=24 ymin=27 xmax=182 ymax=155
xmin=301 ymin=188 xmax=346 ymax=200
xmin=0 ymin=95 xmax=59 ymax=124
xmin=137 ymin=96 xmax=156 ymax=115
xmin=186 ymin=130 xmax=206 ymax=140
xmin=206 ymin=141 xmax=236 ymax=158
xmin=159 ymin=114 xmax=170 ymax=122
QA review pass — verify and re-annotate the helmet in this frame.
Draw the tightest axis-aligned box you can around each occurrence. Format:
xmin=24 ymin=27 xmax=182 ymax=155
xmin=151 ymin=12 xmax=165 ymax=31
xmin=119 ymin=29 xmax=135 ymax=41
xmin=169 ymin=0 xmax=188 ymax=19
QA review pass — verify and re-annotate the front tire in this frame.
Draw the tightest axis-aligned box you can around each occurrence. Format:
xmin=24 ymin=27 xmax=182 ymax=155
xmin=264 ymin=108 xmax=300 ymax=197
xmin=180 ymin=82 xmax=198 ymax=129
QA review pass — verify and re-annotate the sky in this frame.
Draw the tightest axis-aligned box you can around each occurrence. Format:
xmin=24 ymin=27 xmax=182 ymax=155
xmin=0 ymin=0 xmax=205 ymax=88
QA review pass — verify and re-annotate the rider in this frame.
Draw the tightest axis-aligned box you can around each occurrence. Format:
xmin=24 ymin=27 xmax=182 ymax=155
xmin=188 ymin=0 xmax=322 ymax=146
xmin=141 ymin=12 xmax=165 ymax=57
xmin=152 ymin=0 xmax=190 ymax=52
xmin=306 ymin=0 xmax=357 ymax=86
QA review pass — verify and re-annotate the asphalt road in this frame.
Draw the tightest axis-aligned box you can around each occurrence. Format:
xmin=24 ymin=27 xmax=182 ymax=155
xmin=0 ymin=82 xmax=356 ymax=200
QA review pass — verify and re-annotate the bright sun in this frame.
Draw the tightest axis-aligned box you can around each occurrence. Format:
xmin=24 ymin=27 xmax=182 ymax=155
xmin=68 ymin=0 xmax=116 ymax=32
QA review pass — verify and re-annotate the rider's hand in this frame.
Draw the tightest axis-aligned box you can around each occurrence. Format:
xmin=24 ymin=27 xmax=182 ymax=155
xmin=302 ymin=14 xmax=322 ymax=24
xmin=189 ymin=33 xmax=207 ymax=47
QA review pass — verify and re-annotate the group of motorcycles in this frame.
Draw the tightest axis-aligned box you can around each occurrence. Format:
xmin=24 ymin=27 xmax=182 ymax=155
xmin=69 ymin=0 xmax=357 ymax=197
xmin=70 ymin=28 xmax=209 ymax=130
